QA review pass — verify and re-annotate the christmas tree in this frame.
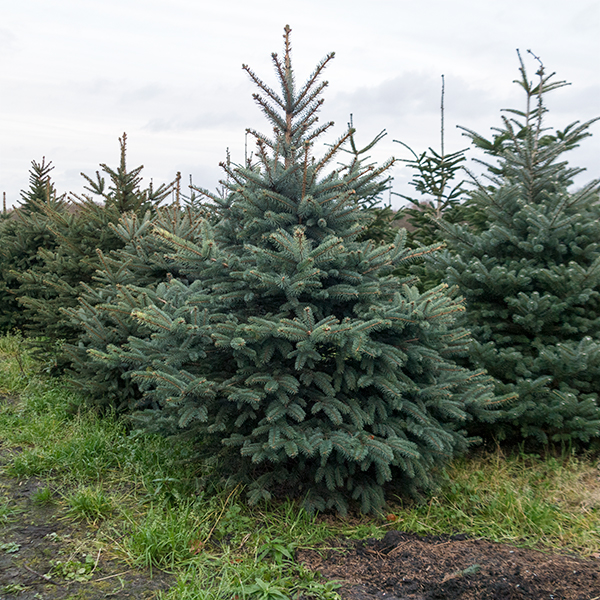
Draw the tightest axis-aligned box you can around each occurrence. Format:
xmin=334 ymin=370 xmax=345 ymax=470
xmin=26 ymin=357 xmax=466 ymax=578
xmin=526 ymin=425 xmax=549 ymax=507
xmin=101 ymin=27 xmax=498 ymax=513
xmin=0 ymin=159 xmax=66 ymax=332
xmin=63 ymin=198 xmax=209 ymax=411
xmin=16 ymin=135 xmax=173 ymax=365
xmin=434 ymin=51 xmax=600 ymax=446
xmin=394 ymin=76 xmax=468 ymax=247
xmin=391 ymin=76 xmax=487 ymax=290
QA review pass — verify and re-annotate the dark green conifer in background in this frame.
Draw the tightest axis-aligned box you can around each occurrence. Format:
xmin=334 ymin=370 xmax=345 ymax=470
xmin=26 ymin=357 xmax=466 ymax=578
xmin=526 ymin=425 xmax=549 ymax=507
xmin=390 ymin=76 xmax=487 ymax=290
xmin=394 ymin=76 xmax=468 ymax=248
xmin=434 ymin=52 xmax=600 ymax=446
xmin=100 ymin=27 xmax=499 ymax=514
xmin=0 ymin=159 xmax=66 ymax=332
xmin=16 ymin=135 xmax=173 ymax=365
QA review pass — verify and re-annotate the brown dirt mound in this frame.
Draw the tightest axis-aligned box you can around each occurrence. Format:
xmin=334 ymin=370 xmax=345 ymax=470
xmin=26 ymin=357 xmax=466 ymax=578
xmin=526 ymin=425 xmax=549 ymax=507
xmin=298 ymin=530 xmax=600 ymax=600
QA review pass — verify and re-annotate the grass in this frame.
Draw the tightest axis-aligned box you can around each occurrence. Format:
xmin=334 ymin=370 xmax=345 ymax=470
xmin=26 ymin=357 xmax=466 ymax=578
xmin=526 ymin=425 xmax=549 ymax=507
xmin=0 ymin=496 xmax=17 ymax=525
xmin=387 ymin=451 xmax=600 ymax=555
xmin=31 ymin=485 xmax=54 ymax=506
xmin=1 ymin=331 xmax=599 ymax=599
xmin=65 ymin=485 xmax=115 ymax=522
xmin=121 ymin=501 xmax=200 ymax=569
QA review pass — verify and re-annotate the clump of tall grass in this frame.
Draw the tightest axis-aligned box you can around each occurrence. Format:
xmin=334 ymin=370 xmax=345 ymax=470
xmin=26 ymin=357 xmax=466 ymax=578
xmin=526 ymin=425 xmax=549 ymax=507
xmin=0 ymin=332 xmax=37 ymax=394
xmin=65 ymin=485 xmax=114 ymax=522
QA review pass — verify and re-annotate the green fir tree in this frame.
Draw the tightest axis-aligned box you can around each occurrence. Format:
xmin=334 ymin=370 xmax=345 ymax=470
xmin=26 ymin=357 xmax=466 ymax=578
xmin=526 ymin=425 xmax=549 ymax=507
xmin=0 ymin=159 xmax=66 ymax=332
xmin=394 ymin=76 xmax=468 ymax=248
xmin=391 ymin=76 xmax=486 ymax=290
xmin=16 ymin=135 xmax=173 ymax=366
xmin=63 ymin=198 xmax=209 ymax=411
xmin=434 ymin=51 xmax=600 ymax=446
xmin=99 ymin=27 xmax=499 ymax=514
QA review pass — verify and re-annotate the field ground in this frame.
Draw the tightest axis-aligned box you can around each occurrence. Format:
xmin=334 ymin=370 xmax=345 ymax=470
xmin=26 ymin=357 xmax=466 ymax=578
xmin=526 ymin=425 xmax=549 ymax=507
xmin=1 ymin=334 xmax=599 ymax=599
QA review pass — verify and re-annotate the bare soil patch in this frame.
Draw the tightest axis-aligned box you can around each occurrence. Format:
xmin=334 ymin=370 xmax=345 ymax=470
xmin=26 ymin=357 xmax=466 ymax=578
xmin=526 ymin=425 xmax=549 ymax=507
xmin=0 ymin=474 xmax=173 ymax=600
xmin=298 ymin=530 xmax=600 ymax=600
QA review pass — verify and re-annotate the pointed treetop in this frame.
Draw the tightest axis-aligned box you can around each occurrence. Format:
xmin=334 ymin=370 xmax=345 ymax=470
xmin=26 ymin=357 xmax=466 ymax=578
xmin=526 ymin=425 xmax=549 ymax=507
xmin=242 ymin=25 xmax=335 ymax=156
xmin=19 ymin=157 xmax=64 ymax=214
xmin=460 ymin=50 xmax=583 ymax=163
xmin=283 ymin=24 xmax=292 ymax=72
xmin=119 ymin=132 xmax=128 ymax=175
xmin=190 ymin=26 xmax=393 ymax=245
xmin=75 ymin=133 xmax=174 ymax=213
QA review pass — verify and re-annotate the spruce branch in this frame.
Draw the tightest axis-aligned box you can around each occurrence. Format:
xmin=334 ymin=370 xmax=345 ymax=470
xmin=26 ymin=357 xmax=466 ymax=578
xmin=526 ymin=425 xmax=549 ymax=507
xmin=242 ymin=64 xmax=285 ymax=109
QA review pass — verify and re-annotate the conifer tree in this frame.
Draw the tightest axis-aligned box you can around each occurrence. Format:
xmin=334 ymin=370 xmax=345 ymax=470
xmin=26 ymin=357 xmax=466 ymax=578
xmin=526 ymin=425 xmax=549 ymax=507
xmin=434 ymin=52 xmax=600 ymax=446
xmin=390 ymin=77 xmax=488 ymax=290
xmin=0 ymin=159 xmax=66 ymax=332
xmin=347 ymin=121 xmax=400 ymax=246
xmin=16 ymin=135 xmax=173 ymax=364
xmin=102 ymin=27 xmax=498 ymax=514
xmin=18 ymin=157 xmax=61 ymax=213
xmin=394 ymin=77 xmax=472 ymax=243
xmin=63 ymin=201 xmax=209 ymax=411
xmin=358 ymin=203 xmax=399 ymax=245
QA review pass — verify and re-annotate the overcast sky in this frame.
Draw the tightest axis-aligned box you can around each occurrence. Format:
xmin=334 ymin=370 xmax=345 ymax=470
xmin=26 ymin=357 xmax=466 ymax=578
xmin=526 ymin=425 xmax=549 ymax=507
xmin=1 ymin=0 xmax=599 ymax=209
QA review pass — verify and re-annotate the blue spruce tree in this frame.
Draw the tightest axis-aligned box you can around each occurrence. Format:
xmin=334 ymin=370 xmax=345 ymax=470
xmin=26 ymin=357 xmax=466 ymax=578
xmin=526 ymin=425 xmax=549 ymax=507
xmin=103 ymin=27 xmax=499 ymax=513
xmin=0 ymin=159 xmax=66 ymax=333
xmin=434 ymin=51 xmax=600 ymax=446
xmin=64 ymin=200 xmax=209 ymax=412
xmin=15 ymin=135 xmax=173 ymax=367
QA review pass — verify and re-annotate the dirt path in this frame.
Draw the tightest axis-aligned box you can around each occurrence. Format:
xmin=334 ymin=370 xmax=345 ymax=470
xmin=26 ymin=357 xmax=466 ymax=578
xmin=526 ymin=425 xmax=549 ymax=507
xmin=298 ymin=530 xmax=600 ymax=600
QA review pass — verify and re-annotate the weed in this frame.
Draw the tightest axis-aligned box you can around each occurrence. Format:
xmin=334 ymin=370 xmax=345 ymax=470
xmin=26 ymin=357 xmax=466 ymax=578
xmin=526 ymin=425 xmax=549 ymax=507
xmin=48 ymin=554 xmax=95 ymax=582
xmin=31 ymin=485 xmax=54 ymax=506
xmin=65 ymin=486 xmax=113 ymax=522
xmin=2 ymin=583 xmax=28 ymax=594
xmin=158 ymin=561 xmax=232 ymax=600
xmin=257 ymin=537 xmax=295 ymax=565
xmin=294 ymin=570 xmax=341 ymax=600
xmin=0 ymin=541 xmax=21 ymax=553
xmin=238 ymin=578 xmax=289 ymax=600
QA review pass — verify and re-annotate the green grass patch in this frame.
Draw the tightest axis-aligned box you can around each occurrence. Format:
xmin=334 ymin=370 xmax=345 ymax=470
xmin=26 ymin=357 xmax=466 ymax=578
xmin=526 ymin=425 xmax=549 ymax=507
xmin=386 ymin=450 xmax=600 ymax=555
xmin=65 ymin=485 xmax=115 ymax=522
xmin=119 ymin=500 xmax=199 ymax=569
xmin=31 ymin=485 xmax=54 ymax=506
xmin=0 ymin=495 xmax=19 ymax=525
xmin=0 ymin=332 xmax=37 ymax=394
